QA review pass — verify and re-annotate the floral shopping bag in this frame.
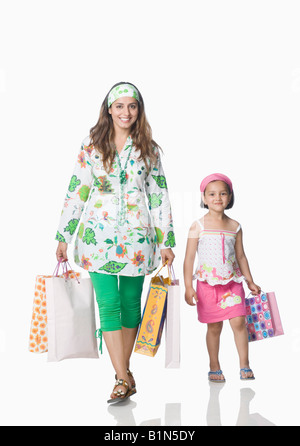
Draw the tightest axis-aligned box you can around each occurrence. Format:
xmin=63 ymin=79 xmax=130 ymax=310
xmin=245 ymin=291 xmax=284 ymax=342
xmin=28 ymin=262 xmax=80 ymax=353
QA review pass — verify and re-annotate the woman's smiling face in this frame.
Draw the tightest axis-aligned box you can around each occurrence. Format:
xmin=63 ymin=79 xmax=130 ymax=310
xmin=108 ymin=97 xmax=139 ymax=131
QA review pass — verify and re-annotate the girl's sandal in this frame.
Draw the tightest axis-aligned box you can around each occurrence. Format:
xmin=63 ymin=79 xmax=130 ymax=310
xmin=208 ymin=369 xmax=226 ymax=383
xmin=240 ymin=368 xmax=255 ymax=380
xmin=107 ymin=379 xmax=136 ymax=405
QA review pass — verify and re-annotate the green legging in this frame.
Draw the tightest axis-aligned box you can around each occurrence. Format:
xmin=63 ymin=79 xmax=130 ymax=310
xmin=89 ymin=272 xmax=145 ymax=353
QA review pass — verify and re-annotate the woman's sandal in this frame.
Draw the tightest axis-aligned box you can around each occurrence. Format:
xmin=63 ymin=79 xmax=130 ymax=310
xmin=240 ymin=368 xmax=255 ymax=381
xmin=208 ymin=369 xmax=226 ymax=383
xmin=107 ymin=378 xmax=136 ymax=405
xmin=126 ymin=369 xmax=136 ymax=390
xmin=115 ymin=369 xmax=136 ymax=390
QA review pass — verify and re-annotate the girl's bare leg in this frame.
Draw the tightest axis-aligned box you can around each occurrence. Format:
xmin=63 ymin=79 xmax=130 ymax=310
xmin=229 ymin=316 xmax=254 ymax=379
xmin=206 ymin=322 xmax=224 ymax=381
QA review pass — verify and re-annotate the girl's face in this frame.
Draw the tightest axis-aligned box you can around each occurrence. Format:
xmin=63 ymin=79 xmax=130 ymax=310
xmin=203 ymin=181 xmax=231 ymax=211
xmin=108 ymin=97 xmax=139 ymax=132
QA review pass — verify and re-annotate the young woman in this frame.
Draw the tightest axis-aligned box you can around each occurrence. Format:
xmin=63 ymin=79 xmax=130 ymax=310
xmin=56 ymin=82 xmax=175 ymax=403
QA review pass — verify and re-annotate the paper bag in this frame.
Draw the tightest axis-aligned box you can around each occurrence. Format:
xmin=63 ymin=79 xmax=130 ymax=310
xmin=29 ymin=267 xmax=80 ymax=353
xmin=246 ymin=291 xmax=284 ymax=342
xmin=46 ymin=275 xmax=99 ymax=361
xmin=165 ymin=266 xmax=180 ymax=368
xmin=134 ymin=263 xmax=169 ymax=357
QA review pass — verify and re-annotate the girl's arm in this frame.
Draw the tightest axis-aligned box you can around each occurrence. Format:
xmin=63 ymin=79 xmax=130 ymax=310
xmin=183 ymin=222 xmax=199 ymax=306
xmin=235 ymin=228 xmax=261 ymax=295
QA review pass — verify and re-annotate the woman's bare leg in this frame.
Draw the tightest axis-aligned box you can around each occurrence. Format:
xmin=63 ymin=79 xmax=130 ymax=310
xmin=103 ymin=330 xmax=131 ymax=398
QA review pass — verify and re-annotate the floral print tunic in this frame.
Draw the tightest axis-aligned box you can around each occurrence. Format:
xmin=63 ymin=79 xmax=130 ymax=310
xmin=56 ymin=136 xmax=175 ymax=276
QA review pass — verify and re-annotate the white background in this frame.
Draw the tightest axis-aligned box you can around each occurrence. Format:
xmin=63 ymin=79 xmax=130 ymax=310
xmin=1 ymin=0 xmax=300 ymax=426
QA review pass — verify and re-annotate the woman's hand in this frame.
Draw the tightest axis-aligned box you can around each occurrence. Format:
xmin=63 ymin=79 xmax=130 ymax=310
xmin=247 ymin=281 xmax=261 ymax=296
xmin=185 ymin=286 xmax=198 ymax=306
xmin=160 ymin=248 xmax=175 ymax=267
xmin=56 ymin=242 xmax=68 ymax=262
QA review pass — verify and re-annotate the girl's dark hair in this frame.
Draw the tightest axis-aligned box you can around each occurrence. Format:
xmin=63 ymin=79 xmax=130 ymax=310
xmin=200 ymin=182 xmax=235 ymax=209
xmin=89 ymin=81 xmax=160 ymax=173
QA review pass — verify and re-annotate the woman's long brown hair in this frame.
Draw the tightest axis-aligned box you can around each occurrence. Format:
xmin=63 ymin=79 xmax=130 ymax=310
xmin=89 ymin=81 xmax=160 ymax=173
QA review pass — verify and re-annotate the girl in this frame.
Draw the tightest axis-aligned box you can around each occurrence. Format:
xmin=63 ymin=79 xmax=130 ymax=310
xmin=183 ymin=173 xmax=260 ymax=382
xmin=56 ymin=82 xmax=175 ymax=403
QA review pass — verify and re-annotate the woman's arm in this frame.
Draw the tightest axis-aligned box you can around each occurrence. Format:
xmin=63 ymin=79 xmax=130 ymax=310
xmin=183 ymin=222 xmax=199 ymax=306
xmin=145 ymin=148 xmax=175 ymax=265
xmin=235 ymin=228 xmax=261 ymax=295
xmin=55 ymin=141 xmax=93 ymax=260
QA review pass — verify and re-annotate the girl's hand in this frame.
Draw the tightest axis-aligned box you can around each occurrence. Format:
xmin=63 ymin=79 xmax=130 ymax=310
xmin=56 ymin=242 xmax=68 ymax=262
xmin=185 ymin=287 xmax=198 ymax=306
xmin=160 ymin=248 xmax=175 ymax=267
xmin=247 ymin=281 xmax=261 ymax=295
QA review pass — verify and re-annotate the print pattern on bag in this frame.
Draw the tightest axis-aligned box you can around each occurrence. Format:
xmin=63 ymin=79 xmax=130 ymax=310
xmin=246 ymin=293 xmax=273 ymax=341
xmin=29 ymin=276 xmax=49 ymax=353
xmin=29 ymin=272 xmax=80 ymax=353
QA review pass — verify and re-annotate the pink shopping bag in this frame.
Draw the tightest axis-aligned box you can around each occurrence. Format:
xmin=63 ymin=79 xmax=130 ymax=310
xmin=245 ymin=291 xmax=284 ymax=342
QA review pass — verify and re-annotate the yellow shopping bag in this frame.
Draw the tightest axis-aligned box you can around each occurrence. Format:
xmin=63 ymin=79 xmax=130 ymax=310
xmin=134 ymin=262 xmax=171 ymax=357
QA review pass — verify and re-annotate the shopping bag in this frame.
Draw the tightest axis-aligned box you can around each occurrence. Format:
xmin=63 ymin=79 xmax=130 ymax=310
xmin=29 ymin=263 xmax=80 ymax=353
xmin=245 ymin=291 xmax=284 ymax=342
xmin=165 ymin=265 xmax=180 ymax=368
xmin=134 ymin=262 xmax=170 ymax=357
xmin=46 ymin=269 xmax=99 ymax=362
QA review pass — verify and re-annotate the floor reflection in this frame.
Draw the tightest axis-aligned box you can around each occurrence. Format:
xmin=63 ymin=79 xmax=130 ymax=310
xmin=108 ymin=400 xmax=138 ymax=426
xmin=108 ymin=401 xmax=181 ymax=426
xmin=207 ymin=384 xmax=276 ymax=426
xmin=107 ymin=386 xmax=275 ymax=426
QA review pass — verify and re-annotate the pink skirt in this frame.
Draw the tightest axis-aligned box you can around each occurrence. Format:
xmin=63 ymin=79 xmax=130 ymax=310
xmin=196 ymin=280 xmax=246 ymax=323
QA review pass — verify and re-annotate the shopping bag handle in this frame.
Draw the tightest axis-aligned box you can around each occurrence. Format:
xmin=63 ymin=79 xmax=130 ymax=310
xmin=53 ymin=260 xmax=80 ymax=283
xmin=53 ymin=260 xmax=62 ymax=277
xmin=246 ymin=290 xmax=266 ymax=299
xmin=53 ymin=259 xmax=69 ymax=276
xmin=154 ymin=260 xmax=171 ymax=281
xmin=168 ymin=264 xmax=176 ymax=281
xmin=154 ymin=260 xmax=168 ymax=277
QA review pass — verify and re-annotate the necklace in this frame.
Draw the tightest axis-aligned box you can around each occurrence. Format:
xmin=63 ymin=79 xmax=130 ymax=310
xmin=115 ymin=140 xmax=133 ymax=225
xmin=115 ymin=144 xmax=133 ymax=184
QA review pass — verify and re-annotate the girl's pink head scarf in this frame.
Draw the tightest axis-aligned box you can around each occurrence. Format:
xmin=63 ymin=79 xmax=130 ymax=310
xmin=200 ymin=173 xmax=233 ymax=193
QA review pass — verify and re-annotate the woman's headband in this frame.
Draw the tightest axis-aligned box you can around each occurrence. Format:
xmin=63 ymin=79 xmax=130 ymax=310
xmin=107 ymin=83 xmax=140 ymax=108
xmin=200 ymin=173 xmax=233 ymax=193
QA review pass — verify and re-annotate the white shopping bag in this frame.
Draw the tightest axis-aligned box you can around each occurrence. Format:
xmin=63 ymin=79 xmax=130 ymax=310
xmin=45 ymin=273 xmax=99 ymax=362
xmin=29 ymin=265 xmax=81 ymax=354
xmin=165 ymin=266 xmax=180 ymax=368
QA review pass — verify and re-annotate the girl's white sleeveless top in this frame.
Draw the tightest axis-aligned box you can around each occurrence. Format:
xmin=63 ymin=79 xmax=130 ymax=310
xmin=193 ymin=219 xmax=244 ymax=286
